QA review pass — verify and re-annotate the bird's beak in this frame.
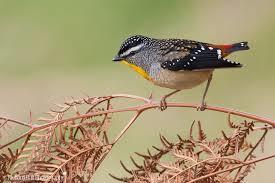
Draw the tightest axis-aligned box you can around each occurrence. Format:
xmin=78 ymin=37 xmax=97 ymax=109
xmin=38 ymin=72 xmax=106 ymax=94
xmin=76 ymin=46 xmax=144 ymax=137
xmin=112 ymin=55 xmax=124 ymax=62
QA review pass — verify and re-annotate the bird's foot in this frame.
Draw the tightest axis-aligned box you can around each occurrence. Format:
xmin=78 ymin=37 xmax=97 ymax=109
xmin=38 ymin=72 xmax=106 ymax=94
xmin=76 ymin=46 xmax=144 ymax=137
xmin=197 ymin=101 xmax=207 ymax=111
xmin=159 ymin=90 xmax=180 ymax=111
xmin=159 ymin=96 xmax=168 ymax=111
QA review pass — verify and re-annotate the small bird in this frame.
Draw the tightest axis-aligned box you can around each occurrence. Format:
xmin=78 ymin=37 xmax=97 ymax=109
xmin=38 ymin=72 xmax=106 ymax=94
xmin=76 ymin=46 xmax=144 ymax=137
xmin=113 ymin=35 xmax=249 ymax=110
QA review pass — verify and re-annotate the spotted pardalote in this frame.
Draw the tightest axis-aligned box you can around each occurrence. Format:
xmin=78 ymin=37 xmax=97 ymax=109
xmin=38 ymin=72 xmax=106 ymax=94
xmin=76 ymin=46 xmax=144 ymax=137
xmin=113 ymin=35 xmax=249 ymax=110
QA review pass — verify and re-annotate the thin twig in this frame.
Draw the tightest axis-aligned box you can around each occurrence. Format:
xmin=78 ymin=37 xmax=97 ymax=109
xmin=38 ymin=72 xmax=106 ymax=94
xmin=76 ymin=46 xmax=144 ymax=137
xmin=233 ymin=129 xmax=268 ymax=181
xmin=169 ymin=156 xmax=244 ymax=181
xmin=187 ymin=153 xmax=275 ymax=183
xmin=0 ymin=117 xmax=32 ymax=128
xmin=112 ymin=112 xmax=141 ymax=145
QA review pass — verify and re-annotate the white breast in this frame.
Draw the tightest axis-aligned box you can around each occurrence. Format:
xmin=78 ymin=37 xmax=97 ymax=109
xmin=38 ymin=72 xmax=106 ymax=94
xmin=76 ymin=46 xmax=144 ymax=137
xmin=149 ymin=63 xmax=213 ymax=90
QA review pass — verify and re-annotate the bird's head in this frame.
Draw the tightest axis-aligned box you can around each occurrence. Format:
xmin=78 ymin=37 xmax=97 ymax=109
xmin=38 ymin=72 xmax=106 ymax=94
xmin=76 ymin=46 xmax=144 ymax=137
xmin=112 ymin=35 xmax=152 ymax=64
xmin=112 ymin=35 xmax=155 ymax=81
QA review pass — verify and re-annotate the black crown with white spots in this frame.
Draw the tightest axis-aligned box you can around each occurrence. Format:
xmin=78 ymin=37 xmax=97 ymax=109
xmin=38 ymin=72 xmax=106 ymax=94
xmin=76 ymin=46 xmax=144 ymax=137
xmin=118 ymin=35 xmax=150 ymax=56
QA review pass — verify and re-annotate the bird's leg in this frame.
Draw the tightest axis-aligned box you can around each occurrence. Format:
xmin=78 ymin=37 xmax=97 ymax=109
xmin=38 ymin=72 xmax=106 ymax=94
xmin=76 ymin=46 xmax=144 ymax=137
xmin=148 ymin=91 xmax=153 ymax=100
xmin=198 ymin=73 xmax=213 ymax=111
xmin=160 ymin=90 xmax=181 ymax=111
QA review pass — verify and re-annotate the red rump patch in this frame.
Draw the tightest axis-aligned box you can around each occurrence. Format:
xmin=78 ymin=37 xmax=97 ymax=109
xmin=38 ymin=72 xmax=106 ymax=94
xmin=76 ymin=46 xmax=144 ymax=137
xmin=208 ymin=44 xmax=234 ymax=56
xmin=209 ymin=44 xmax=233 ymax=50
xmin=220 ymin=44 xmax=233 ymax=49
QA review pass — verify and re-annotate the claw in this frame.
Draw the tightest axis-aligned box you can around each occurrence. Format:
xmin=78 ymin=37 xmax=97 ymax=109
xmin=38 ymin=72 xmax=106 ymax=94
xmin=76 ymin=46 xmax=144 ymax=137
xmin=159 ymin=97 xmax=167 ymax=111
xmin=197 ymin=101 xmax=207 ymax=111
xmin=159 ymin=90 xmax=180 ymax=111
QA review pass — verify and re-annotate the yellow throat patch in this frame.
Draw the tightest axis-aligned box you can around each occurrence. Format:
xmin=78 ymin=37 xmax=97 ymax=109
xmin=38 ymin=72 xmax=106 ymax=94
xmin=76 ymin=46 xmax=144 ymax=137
xmin=121 ymin=60 xmax=151 ymax=81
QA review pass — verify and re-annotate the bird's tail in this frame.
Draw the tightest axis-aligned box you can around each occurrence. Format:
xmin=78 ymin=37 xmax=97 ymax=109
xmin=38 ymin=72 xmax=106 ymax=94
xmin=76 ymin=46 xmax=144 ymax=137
xmin=212 ymin=42 xmax=249 ymax=57
xmin=226 ymin=42 xmax=250 ymax=53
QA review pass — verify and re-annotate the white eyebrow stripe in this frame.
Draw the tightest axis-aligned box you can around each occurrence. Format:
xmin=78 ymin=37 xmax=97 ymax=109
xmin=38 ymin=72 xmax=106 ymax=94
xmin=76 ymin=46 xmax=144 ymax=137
xmin=120 ymin=44 xmax=144 ymax=57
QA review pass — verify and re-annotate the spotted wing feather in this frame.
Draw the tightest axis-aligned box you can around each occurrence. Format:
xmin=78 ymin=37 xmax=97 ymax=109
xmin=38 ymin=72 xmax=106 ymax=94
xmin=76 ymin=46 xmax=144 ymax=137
xmin=161 ymin=45 xmax=242 ymax=71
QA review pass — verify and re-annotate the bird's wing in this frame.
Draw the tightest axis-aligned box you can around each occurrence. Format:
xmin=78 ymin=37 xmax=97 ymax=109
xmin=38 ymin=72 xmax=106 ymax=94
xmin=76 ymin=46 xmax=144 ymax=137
xmin=160 ymin=42 xmax=242 ymax=71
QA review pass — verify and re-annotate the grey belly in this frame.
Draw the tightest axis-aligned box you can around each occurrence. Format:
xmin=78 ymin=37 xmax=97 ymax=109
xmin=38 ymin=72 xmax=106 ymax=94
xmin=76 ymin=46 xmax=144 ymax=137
xmin=149 ymin=63 xmax=213 ymax=90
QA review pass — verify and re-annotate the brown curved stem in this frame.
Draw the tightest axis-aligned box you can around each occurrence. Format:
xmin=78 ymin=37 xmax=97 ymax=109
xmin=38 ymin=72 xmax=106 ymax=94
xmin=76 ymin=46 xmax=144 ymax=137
xmin=1 ymin=94 xmax=274 ymax=150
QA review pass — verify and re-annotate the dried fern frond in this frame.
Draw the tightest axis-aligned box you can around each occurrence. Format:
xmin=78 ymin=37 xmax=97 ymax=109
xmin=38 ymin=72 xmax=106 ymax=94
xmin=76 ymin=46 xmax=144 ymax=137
xmin=113 ymin=120 xmax=271 ymax=183
xmin=1 ymin=96 xmax=114 ymax=183
xmin=0 ymin=94 xmax=274 ymax=183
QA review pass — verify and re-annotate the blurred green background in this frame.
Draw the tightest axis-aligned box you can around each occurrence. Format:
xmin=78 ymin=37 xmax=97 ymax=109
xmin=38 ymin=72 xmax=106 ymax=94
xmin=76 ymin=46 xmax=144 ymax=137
xmin=0 ymin=0 xmax=274 ymax=182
